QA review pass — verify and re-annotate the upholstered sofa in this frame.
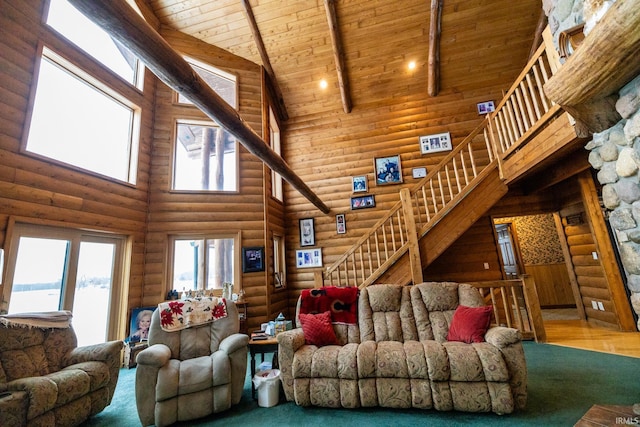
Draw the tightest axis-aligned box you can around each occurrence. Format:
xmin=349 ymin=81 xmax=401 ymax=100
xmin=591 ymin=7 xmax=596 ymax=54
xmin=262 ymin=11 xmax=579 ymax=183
xmin=277 ymin=282 xmax=527 ymax=414
xmin=0 ymin=311 xmax=123 ymax=427
xmin=135 ymin=299 xmax=248 ymax=427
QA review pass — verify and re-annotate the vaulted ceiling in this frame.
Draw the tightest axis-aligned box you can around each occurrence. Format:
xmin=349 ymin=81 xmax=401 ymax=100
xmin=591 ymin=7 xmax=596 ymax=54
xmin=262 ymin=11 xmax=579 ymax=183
xmin=145 ymin=0 xmax=543 ymax=121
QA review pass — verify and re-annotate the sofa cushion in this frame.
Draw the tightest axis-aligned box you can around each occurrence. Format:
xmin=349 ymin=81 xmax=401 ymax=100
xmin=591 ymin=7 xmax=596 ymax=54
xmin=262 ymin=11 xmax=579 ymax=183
xmin=299 ymin=311 xmax=338 ymax=347
xmin=46 ymin=369 xmax=90 ymax=406
xmin=0 ymin=347 xmax=49 ymax=381
xmin=446 ymin=305 xmax=492 ymax=344
xmin=63 ymin=361 xmax=110 ymax=391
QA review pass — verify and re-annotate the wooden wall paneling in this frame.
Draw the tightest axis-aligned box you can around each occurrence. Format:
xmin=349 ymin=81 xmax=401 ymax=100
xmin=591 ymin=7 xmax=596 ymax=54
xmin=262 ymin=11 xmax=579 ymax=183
xmin=144 ymin=28 xmax=269 ymax=331
xmin=523 ymin=263 xmax=574 ymax=307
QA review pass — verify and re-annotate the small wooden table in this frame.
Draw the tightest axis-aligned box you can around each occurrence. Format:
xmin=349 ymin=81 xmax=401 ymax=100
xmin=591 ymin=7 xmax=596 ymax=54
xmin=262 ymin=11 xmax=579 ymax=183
xmin=248 ymin=337 xmax=279 ymax=399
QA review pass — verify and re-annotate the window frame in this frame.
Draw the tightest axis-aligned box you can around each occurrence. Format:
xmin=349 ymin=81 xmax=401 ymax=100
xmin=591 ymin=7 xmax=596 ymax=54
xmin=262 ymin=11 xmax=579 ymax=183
xmin=168 ymin=233 xmax=241 ymax=294
xmin=0 ymin=221 xmax=129 ymax=341
xmin=170 ymin=119 xmax=240 ymax=193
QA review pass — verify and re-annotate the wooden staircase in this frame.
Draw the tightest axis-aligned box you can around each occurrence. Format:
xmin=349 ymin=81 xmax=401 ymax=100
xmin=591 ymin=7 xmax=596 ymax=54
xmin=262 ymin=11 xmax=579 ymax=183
xmin=312 ymin=27 xmax=585 ymax=341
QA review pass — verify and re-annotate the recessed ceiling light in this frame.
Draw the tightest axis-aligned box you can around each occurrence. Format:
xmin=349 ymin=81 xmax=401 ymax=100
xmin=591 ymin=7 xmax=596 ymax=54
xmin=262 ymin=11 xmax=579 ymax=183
xmin=408 ymin=61 xmax=416 ymax=71
xmin=319 ymin=79 xmax=328 ymax=89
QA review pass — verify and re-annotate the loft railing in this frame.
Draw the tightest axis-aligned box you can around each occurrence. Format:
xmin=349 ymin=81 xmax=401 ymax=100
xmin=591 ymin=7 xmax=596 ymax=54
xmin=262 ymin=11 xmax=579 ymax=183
xmin=317 ymin=27 xmax=563 ymax=291
xmin=487 ymin=29 xmax=564 ymax=170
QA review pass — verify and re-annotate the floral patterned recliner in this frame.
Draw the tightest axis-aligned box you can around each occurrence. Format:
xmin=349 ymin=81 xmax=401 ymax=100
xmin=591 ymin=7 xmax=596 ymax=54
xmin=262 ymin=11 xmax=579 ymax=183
xmin=135 ymin=300 xmax=248 ymax=427
xmin=0 ymin=311 xmax=123 ymax=427
xmin=277 ymin=282 xmax=527 ymax=414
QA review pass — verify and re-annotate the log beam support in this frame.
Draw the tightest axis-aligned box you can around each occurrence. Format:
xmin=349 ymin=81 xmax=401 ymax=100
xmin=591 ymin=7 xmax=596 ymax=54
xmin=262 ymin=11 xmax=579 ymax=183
xmin=68 ymin=0 xmax=329 ymax=214
xmin=324 ymin=0 xmax=352 ymax=113
xmin=427 ymin=0 xmax=443 ymax=97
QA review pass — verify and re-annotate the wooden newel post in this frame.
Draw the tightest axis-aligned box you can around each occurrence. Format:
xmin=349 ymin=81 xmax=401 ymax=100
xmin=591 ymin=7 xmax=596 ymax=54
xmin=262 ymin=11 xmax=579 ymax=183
xmin=400 ymin=188 xmax=423 ymax=285
xmin=521 ymin=274 xmax=546 ymax=343
xmin=314 ymin=270 xmax=324 ymax=289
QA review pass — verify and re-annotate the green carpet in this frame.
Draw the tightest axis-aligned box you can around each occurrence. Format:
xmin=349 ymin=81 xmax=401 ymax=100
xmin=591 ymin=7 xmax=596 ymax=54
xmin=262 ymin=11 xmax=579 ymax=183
xmin=81 ymin=342 xmax=640 ymax=426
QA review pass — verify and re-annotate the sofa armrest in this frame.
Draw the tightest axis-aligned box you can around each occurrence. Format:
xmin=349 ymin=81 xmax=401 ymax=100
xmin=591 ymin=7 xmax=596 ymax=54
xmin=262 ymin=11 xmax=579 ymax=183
xmin=136 ymin=343 xmax=172 ymax=368
xmin=65 ymin=340 xmax=124 ymax=367
xmin=277 ymin=328 xmax=306 ymax=402
xmin=219 ymin=333 xmax=249 ymax=355
xmin=485 ymin=326 xmax=522 ymax=348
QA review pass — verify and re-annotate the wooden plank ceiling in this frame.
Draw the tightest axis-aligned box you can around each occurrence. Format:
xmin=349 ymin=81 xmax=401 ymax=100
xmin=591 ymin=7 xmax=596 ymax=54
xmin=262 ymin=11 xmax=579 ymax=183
xmin=145 ymin=0 xmax=542 ymax=121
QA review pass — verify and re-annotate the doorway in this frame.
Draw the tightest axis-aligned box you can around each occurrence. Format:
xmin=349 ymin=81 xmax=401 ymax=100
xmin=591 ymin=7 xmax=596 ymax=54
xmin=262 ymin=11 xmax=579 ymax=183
xmin=494 ymin=214 xmax=578 ymax=316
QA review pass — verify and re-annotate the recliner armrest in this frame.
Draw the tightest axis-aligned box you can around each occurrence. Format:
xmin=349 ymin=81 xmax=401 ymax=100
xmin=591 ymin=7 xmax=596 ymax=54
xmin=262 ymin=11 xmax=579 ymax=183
xmin=219 ymin=333 xmax=249 ymax=354
xmin=65 ymin=340 xmax=124 ymax=366
xmin=484 ymin=326 xmax=522 ymax=348
xmin=136 ymin=343 xmax=172 ymax=368
xmin=276 ymin=328 xmax=306 ymax=352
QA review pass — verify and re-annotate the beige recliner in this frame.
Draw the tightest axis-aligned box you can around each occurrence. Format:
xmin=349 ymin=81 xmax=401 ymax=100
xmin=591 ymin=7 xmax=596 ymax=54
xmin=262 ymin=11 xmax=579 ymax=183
xmin=135 ymin=301 xmax=248 ymax=427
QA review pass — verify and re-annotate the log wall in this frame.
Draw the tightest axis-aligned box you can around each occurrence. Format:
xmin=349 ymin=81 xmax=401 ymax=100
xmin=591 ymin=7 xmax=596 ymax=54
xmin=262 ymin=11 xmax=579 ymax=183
xmin=0 ymin=0 xmax=152 ymax=323
xmin=145 ymin=28 xmax=271 ymax=331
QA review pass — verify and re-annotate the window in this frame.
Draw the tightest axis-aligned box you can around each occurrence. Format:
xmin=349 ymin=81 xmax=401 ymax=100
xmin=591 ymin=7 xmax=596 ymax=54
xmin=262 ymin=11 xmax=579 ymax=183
xmin=46 ymin=0 xmax=143 ymax=87
xmin=177 ymin=59 xmax=236 ymax=108
xmin=1 ymin=224 xmax=127 ymax=346
xmin=273 ymin=234 xmax=286 ymax=289
xmin=270 ymin=108 xmax=283 ymax=201
xmin=171 ymin=235 xmax=239 ymax=293
xmin=173 ymin=122 xmax=237 ymax=191
xmin=26 ymin=51 xmax=138 ymax=183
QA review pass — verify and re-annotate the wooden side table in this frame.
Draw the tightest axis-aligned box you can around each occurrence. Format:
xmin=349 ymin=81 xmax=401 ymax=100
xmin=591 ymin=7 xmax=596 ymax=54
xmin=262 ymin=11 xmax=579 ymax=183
xmin=248 ymin=337 xmax=279 ymax=399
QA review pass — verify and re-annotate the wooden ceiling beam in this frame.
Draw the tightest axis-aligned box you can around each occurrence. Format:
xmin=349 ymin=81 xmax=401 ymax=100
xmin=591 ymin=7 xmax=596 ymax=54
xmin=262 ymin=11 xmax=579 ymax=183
xmin=240 ymin=0 xmax=289 ymax=121
xmin=324 ymin=0 xmax=352 ymax=113
xmin=428 ymin=0 xmax=443 ymax=97
xmin=68 ymin=0 xmax=330 ymax=214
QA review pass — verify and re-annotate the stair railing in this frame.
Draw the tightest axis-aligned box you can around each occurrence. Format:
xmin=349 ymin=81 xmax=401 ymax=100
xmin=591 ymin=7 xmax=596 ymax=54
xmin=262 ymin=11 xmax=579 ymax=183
xmin=318 ymin=27 xmax=563 ymax=290
xmin=319 ymin=118 xmax=497 ymax=289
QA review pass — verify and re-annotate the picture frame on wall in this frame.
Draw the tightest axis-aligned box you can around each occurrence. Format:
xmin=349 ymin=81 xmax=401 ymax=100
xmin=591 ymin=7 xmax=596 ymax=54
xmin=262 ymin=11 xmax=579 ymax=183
xmin=242 ymin=246 xmax=265 ymax=273
xmin=374 ymin=155 xmax=403 ymax=185
xmin=336 ymin=214 xmax=346 ymax=234
xmin=351 ymin=194 xmax=376 ymax=210
xmin=419 ymin=132 xmax=452 ymax=154
xmin=299 ymin=218 xmax=315 ymax=246
xmin=296 ymin=248 xmax=323 ymax=268
xmin=352 ymin=175 xmax=368 ymax=193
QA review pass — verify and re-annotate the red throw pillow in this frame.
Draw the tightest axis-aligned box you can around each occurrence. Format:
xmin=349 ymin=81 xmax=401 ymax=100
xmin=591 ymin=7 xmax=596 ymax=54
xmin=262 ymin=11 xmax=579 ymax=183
xmin=446 ymin=305 xmax=493 ymax=343
xmin=299 ymin=311 xmax=339 ymax=346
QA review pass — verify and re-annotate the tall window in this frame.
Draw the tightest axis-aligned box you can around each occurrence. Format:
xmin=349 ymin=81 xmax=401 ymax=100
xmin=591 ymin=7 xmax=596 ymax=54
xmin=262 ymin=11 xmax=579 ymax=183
xmin=1 ymin=224 xmax=127 ymax=346
xmin=273 ymin=234 xmax=286 ymax=289
xmin=270 ymin=108 xmax=283 ymax=201
xmin=173 ymin=61 xmax=238 ymax=192
xmin=171 ymin=235 xmax=239 ymax=292
xmin=24 ymin=0 xmax=142 ymax=184
xmin=46 ymin=0 xmax=143 ymax=87
xmin=173 ymin=122 xmax=238 ymax=191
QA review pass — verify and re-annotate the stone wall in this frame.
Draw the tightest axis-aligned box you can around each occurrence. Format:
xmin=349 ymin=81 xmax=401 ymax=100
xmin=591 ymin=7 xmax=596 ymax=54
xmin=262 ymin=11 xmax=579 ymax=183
xmin=586 ymin=76 xmax=640 ymax=328
xmin=545 ymin=0 xmax=640 ymax=328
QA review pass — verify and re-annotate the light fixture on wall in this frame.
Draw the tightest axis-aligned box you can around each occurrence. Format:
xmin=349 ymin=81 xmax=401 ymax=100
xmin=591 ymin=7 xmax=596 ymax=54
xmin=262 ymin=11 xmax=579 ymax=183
xmin=319 ymin=79 xmax=328 ymax=89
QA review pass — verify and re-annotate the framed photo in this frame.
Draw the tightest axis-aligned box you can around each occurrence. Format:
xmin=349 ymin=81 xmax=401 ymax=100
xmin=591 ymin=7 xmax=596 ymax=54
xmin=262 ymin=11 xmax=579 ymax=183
xmin=336 ymin=214 xmax=346 ymax=234
xmin=242 ymin=246 xmax=265 ymax=273
xmin=296 ymin=248 xmax=323 ymax=268
xmin=374 ymin=155 xmax=403 ymax=185
xmin=477 ymin=100 xmax=495 ymax=115
xmin=419 ymin=132 xmax=452 ymax=154
xmin=128 ymin=306 xmax=156 ymax=343
xmin=351 ymin=194 xmax=376 ymax=210
xmin=352 ymin=175 xmax=368 ymax=193
xmin=299 ymin=218 xmax=315 ymax=246
xmin=412 ymin=167 xmax=427 ymax=179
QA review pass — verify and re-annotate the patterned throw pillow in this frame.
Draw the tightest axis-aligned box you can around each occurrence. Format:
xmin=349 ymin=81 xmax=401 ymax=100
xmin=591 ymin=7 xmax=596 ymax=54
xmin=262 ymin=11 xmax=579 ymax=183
xmin=299 ymin=311 xmax=339 ymax=346
xmin=446 ymin=305 xmax=493 ymax=343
